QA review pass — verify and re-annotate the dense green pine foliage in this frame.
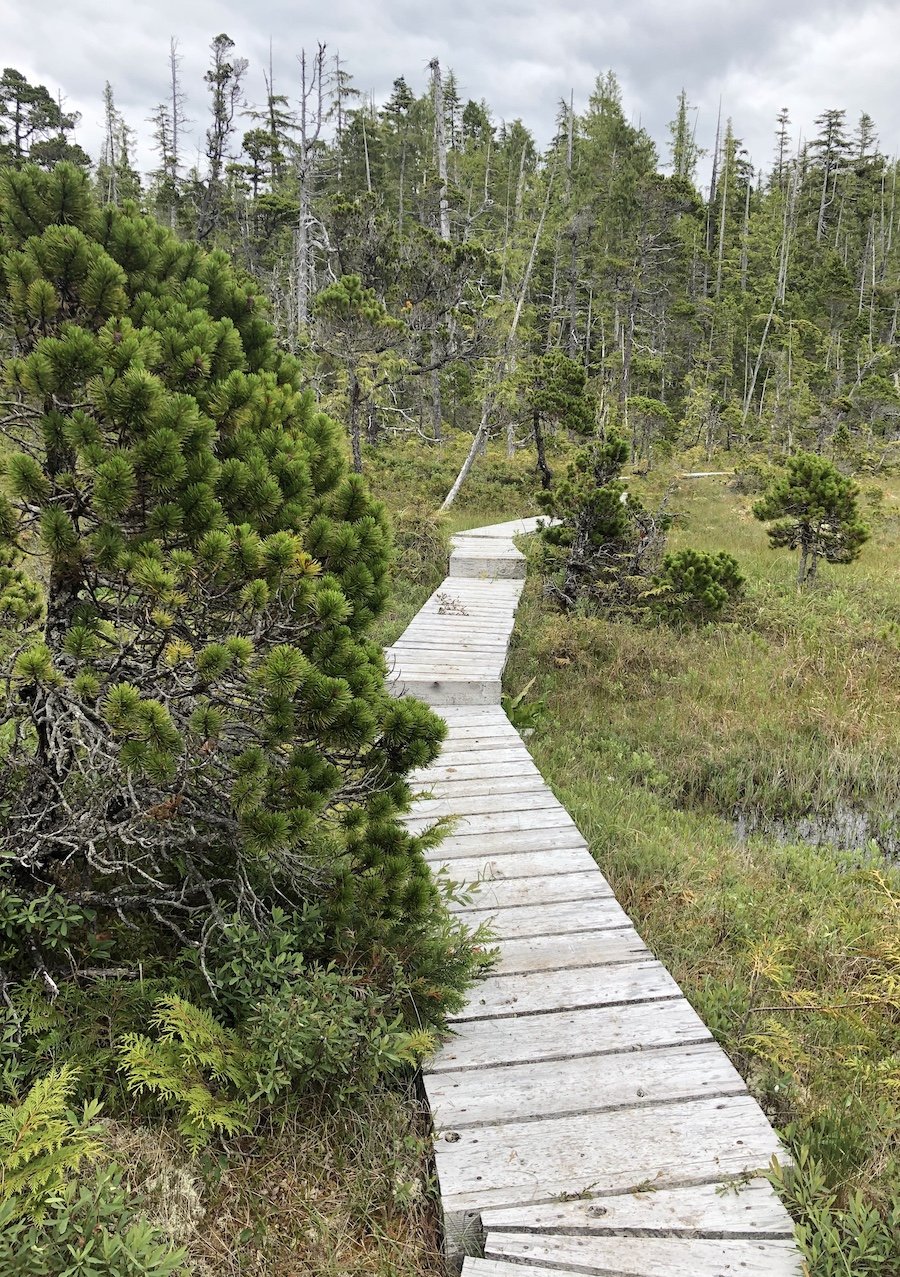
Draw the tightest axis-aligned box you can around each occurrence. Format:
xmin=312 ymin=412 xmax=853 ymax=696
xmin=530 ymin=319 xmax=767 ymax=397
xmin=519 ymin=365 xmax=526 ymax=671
xmin=0 ymin=166 xmax=483 ymax=1116
xmin=753 ymin=452 xmax=870 ymax=583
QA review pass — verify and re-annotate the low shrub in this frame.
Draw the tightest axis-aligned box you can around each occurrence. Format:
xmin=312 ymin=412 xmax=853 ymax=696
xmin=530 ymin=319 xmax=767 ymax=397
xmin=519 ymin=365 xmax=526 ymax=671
xmin=651 ymin=547 xmax=744 ymax=623
xmin=0 ymin=1167 xmax=185 ymax=1277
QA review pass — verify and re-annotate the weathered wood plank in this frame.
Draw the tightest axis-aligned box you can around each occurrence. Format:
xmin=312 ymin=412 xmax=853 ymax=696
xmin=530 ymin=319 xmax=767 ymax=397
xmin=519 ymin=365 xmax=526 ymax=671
xmin=410 ymin=791 xmax=560 ymax=821
xmin=451 ymin=897 xmax=627 ymax=938
xmin=388 ymin=661 xmax=504 ymax=677
xmin=404 ymin=806 xmax=581 ymax=838
xmin=390 ymin=676 xmax=503 ymax=707
xmin=427 ymin=852 xmax=602 ymax=885
xmin=483 ymin=1234 xmax=803 ymax=1276
xmin=392 ymin=642 xmax=511 ymax=657
xmin=412 ymin=775 xmax=550 ymax=801
xmin=430 ymin=827 xmax=590 ymax=859
xmin=426 ymin=1042 xmax=748 ymax=1129
xmin=447 ymin=873 xmax=613 ymax=913
xmin=414 ymin=759 xmax=544 ymax=783
xmin=450 ymin=960 xmax=682 ymax=1022
xmin=462 ymin=1262 xmax=588 ymax=1277
xmin=430 ymin=999 xmax=713 ymax=1072
xmin=489 ymin=929 xmax=650 ymax=976
xmin=480 ymin=1179 xmax=796 ymax=1237
xmin=437 ymin=705 xmax=511 ymax=717
xmin=432 ymin=733 xmax=531 ymax=755
xmin=441 ymin=721 xmax=521 ymax=739
xmin=417 ymin=746 xmax=535 ymax=768
xmin=433 ymin=1094 xmax=786 ymax=1212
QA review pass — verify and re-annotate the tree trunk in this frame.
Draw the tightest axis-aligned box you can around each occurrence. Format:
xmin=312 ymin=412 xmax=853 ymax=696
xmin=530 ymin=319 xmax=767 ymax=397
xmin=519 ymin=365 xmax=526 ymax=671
xmin=797 ymin=540 xmax=809 ymax=586
xmin=430 ymin=364 xmax=443 ymax=441
xmin=430 ymin=59 xmax=451 ymax=242
xmin=349 ymin=376 xmax=363 ymax=473
xmin=533 ymin=409 xmax=553 ymax=489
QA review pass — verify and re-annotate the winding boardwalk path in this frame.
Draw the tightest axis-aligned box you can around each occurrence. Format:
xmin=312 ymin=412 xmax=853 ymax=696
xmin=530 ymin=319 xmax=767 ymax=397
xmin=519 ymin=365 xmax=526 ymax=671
xmin=387 ymin=519 xmax=801 ymax=1277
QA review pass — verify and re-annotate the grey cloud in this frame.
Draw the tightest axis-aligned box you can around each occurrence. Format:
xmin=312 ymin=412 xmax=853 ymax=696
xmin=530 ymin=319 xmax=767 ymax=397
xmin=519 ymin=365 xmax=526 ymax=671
xmin=4 ymin=0 xmax=898 ymax=187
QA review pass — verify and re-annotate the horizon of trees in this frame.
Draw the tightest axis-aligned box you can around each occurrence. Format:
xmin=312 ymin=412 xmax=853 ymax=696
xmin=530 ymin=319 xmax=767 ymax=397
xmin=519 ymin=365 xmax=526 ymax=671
xmin=3 ymin=43 xmax=900 ymax=495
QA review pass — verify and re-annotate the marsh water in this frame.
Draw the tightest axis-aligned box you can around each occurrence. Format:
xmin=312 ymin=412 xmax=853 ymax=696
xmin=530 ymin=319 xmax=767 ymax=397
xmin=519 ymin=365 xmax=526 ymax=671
xmin=735 ymin=803 xmax=899 ymax=862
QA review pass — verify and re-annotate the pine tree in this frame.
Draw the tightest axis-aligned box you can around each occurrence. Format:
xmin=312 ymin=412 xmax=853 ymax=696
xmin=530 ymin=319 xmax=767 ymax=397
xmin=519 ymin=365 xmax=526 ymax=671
xmin=0 ymin=164 xmax=448 ymax=997
xmin=196 ymin=34 xmax=248 ymax=240
xmin=753 ymin=452 xmax=869 ymax=584
xmin=0 ymin=70 xmax=88 ymax=170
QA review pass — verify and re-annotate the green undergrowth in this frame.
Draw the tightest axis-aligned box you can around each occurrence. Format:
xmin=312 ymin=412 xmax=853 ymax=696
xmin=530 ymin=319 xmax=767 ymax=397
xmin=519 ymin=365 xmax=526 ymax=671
xmin=506 ymin=468 xmax=900 ymax=1273
xmin=1 ymin=1083 xmax=442 ymax=1277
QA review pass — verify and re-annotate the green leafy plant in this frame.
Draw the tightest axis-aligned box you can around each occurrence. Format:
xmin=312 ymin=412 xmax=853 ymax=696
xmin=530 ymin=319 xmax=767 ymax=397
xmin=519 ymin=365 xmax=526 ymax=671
xmin=119 ymin=997 xmax=251 ymax=1148
xmin=501 ymin=677 xmax=546 ymax=732
xmin=0 ymin=1066 xmax=102 ymax=1217
xmin=770 ymin=1151 xmax=900 ymax=1276
xmin=0 ymin=1166 xmax=185 ymax=1276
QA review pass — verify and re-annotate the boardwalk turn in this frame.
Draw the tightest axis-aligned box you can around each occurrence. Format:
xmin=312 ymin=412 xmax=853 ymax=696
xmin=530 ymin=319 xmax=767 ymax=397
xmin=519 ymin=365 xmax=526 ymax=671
xmin=386 ymin=519 xmax=801 ymax=1276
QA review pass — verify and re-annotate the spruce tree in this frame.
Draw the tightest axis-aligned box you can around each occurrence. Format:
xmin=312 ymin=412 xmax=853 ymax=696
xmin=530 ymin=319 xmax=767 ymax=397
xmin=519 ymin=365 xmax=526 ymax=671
xmin=0 ymin=164 xmax=449 ymax=999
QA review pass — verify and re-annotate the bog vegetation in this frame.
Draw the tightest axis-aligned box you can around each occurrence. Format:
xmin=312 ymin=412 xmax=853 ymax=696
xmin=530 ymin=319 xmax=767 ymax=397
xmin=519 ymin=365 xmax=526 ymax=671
xmin=0 ymin=38 xmax=899 ymax=1277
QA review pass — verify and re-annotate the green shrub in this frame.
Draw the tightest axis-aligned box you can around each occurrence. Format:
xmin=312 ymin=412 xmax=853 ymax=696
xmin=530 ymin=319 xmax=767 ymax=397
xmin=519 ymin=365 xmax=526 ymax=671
xmin=0 ymin=163 xmax=477 ymax=1061
xmin=0 ymin=1167 xmax=185 ymax=1276
xmin=652 ymin=547 xmax=744 ymax=623
xmin=771 ymin=1150 xmax=900 ymax=1277
xmin=118 ymin=981 xmax=439 ymax=1146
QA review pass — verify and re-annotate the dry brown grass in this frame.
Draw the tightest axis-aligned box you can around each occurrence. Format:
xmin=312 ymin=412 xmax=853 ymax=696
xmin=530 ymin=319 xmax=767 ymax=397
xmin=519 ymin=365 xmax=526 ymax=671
xmin=103 ymin=1084 xmax=443 ymax=1277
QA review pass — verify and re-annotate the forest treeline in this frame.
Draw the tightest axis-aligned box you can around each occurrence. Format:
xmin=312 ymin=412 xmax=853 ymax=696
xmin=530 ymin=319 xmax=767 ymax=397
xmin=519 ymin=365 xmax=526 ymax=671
xmin=2 ymin=41 xmax=899 ymax=485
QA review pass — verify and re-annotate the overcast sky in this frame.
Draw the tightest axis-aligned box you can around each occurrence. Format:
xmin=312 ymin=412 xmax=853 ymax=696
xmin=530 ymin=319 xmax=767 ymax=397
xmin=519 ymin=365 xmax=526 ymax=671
xmin=6 ymin=0 xmax=900 ymax=189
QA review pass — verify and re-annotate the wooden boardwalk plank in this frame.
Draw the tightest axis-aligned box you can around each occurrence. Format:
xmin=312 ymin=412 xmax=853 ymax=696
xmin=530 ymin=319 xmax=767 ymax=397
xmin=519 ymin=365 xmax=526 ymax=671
xmin=433 ymin=1094 xmax=785 ymax=1212
xmin=411 ymin=791 xmax=560 ymax=819
xmin=480 ymin=1235 xmax=803 ymax=1275
xmin=430 ymin=999 xmax=713 ymax=1073
xmin=403 ymin=806 xmax=582 ymax=838
xmin=426 ymin=1042 xmax=748 ymax=1128
xmin=412 ymin=775 xmax=550 ymax=800
xmin=428 ymin=828 xmax=591 ymax=859
xmin=451 ymin=897 xmax=629 ymax=938
xmin=488 ymin=929 xmax=651 ymax=976
xmin=450 ymin=960 xmax=683 ymax=1022
xmin=480 ymin=1180 xmax=796 ymax=1237
xmin=414 ymin=759 xmax=545 ymax=783
xmin=427 ymin=852 xmax=607 ymax=887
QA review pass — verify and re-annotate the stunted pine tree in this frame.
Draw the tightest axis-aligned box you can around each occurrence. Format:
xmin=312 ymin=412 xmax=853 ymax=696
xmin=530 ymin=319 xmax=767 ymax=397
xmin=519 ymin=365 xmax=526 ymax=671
xmin=538 ymin=432 xmax=670 ymax=611
xmin=0 ymin=164 xmax=453 ymax=1006
xmin=753 ymin=452 xmax=869 ymax=585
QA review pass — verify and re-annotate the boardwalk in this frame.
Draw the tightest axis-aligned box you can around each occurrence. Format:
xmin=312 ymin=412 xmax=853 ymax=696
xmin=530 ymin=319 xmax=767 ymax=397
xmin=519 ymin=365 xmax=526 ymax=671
xmin=386 ymin=519 xmax=801 ymax=1277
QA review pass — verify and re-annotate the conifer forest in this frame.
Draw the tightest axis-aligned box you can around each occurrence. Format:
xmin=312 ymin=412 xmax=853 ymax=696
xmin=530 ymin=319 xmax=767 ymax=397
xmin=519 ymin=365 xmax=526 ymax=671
xmin=0 ymin=35 xmax=898 ymax=1277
